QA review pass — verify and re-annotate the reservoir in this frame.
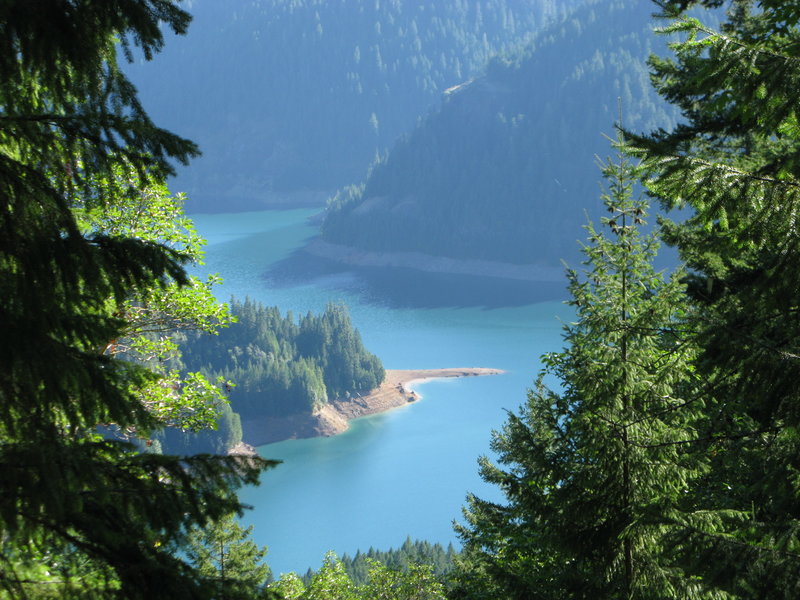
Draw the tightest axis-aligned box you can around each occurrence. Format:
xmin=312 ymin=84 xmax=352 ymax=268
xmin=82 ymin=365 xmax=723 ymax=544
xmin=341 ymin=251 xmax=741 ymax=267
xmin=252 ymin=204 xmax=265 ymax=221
xmin=190 ymin=208 xmax=572 ymax=576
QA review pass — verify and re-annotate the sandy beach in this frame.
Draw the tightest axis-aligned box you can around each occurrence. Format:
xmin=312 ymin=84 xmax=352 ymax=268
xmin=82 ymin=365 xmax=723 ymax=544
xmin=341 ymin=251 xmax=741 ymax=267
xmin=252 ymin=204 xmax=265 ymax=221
xmin=238 ymin=367 xmax=504 ymax=448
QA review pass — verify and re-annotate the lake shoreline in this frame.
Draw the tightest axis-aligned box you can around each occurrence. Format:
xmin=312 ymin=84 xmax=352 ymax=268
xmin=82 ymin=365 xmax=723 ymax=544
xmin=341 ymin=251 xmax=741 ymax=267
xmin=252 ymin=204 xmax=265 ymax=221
xmin=237 ymin=368 xmax=504 ymax=449
xmin=302 ymin=238 xmax=564 ymax=283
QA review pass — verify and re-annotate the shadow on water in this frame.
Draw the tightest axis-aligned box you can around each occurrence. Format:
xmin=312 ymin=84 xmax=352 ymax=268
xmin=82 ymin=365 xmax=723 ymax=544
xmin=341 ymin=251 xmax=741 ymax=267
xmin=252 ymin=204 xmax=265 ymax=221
xmin=266 ymin=245 xmax=567 ymax=310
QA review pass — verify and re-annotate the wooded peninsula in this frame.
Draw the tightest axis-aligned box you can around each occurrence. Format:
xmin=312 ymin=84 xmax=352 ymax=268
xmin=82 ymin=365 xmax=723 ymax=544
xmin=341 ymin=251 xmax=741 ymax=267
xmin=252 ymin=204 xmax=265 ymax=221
xmin=157 ymin=297 xmax=502 ymax=452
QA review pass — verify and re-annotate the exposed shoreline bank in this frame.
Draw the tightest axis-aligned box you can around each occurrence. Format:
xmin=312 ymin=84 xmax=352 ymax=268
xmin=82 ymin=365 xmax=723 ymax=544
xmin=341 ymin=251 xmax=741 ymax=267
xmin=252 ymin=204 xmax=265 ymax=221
xmin=237 ymin=367 xmax=504 ymax=449
xmin=302 ymin=238 xmax=563 ymax=283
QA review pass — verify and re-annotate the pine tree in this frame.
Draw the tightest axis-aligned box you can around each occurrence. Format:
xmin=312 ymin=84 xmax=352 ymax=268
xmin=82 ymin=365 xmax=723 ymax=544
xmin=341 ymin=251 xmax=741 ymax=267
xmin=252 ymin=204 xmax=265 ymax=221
xmin=185 ymin=515 xmax=272 ymax=599
xmin=271 ymin=551 xmax=447 ymax=600
xmin=625 ymin=1 xmax=800 ymax=595
xmin=0 ymin=3 xmax=274 ymax=598
xmin=455 ymin=146 xmax=705 ymax=599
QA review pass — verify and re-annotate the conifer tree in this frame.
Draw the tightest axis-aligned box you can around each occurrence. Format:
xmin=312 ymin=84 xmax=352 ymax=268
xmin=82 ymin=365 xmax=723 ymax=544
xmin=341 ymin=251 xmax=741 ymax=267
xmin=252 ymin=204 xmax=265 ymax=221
xmin=455 ymin=147 xmax=705 ymax=599
xmin=185 ymin=515 xmax=272 ymax=600
xmin=625 ymin=1 xmax=800 ymax=595
xmin=270 ymin=552 xmax=447 ymax=600
xmin=0 ymin=3 xmax=274 ymax=598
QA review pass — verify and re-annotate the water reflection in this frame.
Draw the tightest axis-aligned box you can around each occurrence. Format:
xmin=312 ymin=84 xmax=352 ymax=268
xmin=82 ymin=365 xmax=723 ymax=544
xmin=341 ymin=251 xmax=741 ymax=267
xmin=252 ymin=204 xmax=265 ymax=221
xmin=266 ymin=243 xmax=567 ymax=309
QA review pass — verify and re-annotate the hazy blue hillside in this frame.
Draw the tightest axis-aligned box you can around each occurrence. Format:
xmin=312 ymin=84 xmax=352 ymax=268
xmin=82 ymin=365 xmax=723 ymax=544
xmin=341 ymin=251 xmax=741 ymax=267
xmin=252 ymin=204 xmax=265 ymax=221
xmin=321 ymin=0 xmax=679 ymax=267
xmin=127 ymin=0 xmax=584 ymax=211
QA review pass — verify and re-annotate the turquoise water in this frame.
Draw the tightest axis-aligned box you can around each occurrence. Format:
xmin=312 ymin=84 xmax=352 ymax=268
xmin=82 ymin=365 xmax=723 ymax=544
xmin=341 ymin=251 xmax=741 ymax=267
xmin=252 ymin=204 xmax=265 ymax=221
xmin=190 ymin=209 xmax=572 ymax=576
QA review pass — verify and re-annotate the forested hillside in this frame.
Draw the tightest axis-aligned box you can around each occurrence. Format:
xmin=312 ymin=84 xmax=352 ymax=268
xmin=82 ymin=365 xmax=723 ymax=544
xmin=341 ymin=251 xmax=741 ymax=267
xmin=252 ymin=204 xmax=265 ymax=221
xmin=161 ymin=298 xmax=384 ymax=454
xmin=322 ymin=0 xmax=680 ymax=267
xmin=126 ymin=0 xmax=583 ymax=211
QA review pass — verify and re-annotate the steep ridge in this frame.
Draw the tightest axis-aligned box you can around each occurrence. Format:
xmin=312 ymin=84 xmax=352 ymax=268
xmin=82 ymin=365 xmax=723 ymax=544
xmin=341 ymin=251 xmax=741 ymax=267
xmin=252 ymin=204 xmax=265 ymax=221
xmin=320 ymin=0 xmax=680 ymax=269
xmin=126 ymin=0 xmax=584 ymax=211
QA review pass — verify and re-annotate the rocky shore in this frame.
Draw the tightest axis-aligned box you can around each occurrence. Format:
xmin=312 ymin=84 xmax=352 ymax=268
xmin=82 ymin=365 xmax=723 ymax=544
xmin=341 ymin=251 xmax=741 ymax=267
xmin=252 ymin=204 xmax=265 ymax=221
xmin=239 ymin=367 xmax=504 ymax=447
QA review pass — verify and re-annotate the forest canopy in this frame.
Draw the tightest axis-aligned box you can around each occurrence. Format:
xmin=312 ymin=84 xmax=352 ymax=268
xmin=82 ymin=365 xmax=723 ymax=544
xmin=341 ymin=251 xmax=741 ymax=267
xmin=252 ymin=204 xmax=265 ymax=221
xmin=161 ymin=299 xmax=385 ymax=455
xmin=127 ymin=0 xmax=583 ymax=210
xmin=321 ymin=0 xmax=680 ymax=267
xmin=180 ymin=298 xmax=385 ymax=419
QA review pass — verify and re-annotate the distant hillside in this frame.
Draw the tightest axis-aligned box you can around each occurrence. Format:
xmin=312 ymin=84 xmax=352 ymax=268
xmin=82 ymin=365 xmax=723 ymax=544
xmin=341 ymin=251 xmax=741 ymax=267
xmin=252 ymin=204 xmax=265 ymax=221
xmin=321 ymin=0 xmax=679 ymax=268
xmin=126 ymin=0 xmax=584 ymax=211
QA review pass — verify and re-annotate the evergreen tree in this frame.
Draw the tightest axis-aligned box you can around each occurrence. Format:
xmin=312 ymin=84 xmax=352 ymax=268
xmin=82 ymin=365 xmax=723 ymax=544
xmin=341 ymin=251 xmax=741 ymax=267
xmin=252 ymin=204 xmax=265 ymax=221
xmin=270 ymin=552 xmax=446 ymax=600
xmin=185 ymin=515 xmax=272 ymax=599
xmin=177 ymin=299 xmax=384 ymax=422
xmin=625 ymin=1 xmax=800 ymax=596
xmin=454 ymin=147 xmax=705 ymax=599
xmin=0 ymin=3 xmax=273 ymax=598
xmin=309 ymin=538 xmax=459 ymax=587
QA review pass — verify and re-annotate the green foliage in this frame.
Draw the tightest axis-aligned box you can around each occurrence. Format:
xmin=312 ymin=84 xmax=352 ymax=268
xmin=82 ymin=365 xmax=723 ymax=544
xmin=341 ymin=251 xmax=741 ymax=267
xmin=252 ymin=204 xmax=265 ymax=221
xmin=74 ymin=162 xmax=236 ymax=434
xmin=359 ymin=559 xmax=446 ymax=600
xmin=0 ymin=2 xmax=275 ymax=598
xmin=322 ymin=0 xmax=682 ymax=266
xmin=158 ymin=402 xmax=243 ymax=456
xmin=269 ymin=572 xmax=306 ymax=600
xmin=454 ymin=147 xmax=707 ymax=599
xmin=270 ymin=552 xmax=446 ymax=600
xmin=623 ymin=1 xmax=800 ymax=596
xmin=305 ymin=538 xmax=458 ymax=587
xmin=184 ymin=514 xmax=272 ymax=600
xmin=298 ymin=553 xmax=358 ymax=600
xmin=178 ymin=299 xmax=385 ymax=421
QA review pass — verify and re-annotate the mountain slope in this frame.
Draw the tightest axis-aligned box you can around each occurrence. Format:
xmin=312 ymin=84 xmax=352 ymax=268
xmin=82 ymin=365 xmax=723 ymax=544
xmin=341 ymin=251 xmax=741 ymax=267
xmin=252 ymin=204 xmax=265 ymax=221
xmin=127 ymin=0 xmax=583 ymax=211
xmin=321 ymin=0 xmax=679 ymax=267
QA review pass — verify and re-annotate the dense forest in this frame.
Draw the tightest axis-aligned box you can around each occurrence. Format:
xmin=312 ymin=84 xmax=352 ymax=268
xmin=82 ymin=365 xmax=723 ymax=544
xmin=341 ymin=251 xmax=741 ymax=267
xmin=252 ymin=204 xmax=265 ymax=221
xmin=4 ymin=0 xmax=800 ymax=599
xmin=182 ymin=298 xmax=384 ymax=417
xmin=322 ymin=0 xmax=682 ymax=267
xmin=161 ymin=298 xmax=384 ymax=454
xmin=446 ymin=1 xmax=800 ymax=598
xmin=126 ymin=0 xmax=583 ymax=210
xmin=156 ymin=400 xmax=244 ymax=456
xmin=301 ymin=538 xmax=458 ymax=587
